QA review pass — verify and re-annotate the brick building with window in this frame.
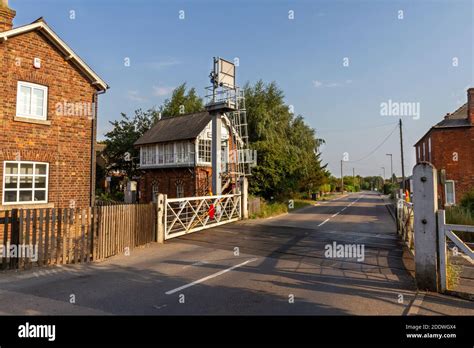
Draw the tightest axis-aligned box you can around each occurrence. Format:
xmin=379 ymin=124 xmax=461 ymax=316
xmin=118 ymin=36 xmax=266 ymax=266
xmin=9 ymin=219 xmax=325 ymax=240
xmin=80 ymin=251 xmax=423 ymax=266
xmin=414 ymin=88 xmax=474 ymax=207
xmin=0 ymin=1 xmax=108 ymax=209
xmin=135 ymin=111 xmax=237 ymax=201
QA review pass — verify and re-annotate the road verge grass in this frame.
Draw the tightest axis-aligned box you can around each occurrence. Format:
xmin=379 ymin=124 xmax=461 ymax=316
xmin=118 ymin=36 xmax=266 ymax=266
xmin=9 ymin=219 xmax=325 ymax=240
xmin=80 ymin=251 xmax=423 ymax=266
xmin=249 ymin=194 xmax=347 ymax=219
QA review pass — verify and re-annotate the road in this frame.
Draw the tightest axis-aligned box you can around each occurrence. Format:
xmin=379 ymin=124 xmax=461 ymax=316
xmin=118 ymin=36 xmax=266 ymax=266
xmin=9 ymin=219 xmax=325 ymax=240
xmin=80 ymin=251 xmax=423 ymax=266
xmin=0 ymin=191 xmax=472 ymax=315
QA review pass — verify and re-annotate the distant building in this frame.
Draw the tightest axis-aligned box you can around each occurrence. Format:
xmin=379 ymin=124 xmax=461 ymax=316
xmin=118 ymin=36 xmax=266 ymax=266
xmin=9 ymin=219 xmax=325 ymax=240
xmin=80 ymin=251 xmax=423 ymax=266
xmin=414 ymin=88 xmax=474 ymax=207
xmin=134 ymin=112 xmax=239 ymax=201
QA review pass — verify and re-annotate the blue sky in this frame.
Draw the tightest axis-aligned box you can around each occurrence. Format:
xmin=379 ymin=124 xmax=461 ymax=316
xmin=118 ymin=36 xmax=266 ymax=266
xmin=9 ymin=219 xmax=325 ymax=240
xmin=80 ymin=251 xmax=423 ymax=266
xmin=10 ymin=0 xmax=473 ymax=177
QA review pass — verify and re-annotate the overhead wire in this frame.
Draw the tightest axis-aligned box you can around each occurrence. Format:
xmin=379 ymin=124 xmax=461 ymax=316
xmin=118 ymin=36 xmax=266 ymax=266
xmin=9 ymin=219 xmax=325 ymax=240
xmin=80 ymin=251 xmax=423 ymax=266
xmin=346 ymin=123 xmax=399 ymax=163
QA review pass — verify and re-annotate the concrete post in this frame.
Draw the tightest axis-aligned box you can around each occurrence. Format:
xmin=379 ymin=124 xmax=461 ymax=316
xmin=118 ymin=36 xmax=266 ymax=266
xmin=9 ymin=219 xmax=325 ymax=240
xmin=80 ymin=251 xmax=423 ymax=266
xmin=156 ymin=193 xmax=165 ymax=244
xmin=413 ymin=162 xmax=439 ymax=291
xmin=437 ymin=210 xmax=447 ymax=292
xmin=241 ymin=177 xmax=248 ymax=219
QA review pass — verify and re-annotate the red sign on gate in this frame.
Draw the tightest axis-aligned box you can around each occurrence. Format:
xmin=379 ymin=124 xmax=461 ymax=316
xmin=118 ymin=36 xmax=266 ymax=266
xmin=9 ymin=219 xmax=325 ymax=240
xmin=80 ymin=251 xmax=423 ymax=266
xmin=209 ymin=204 xmax=215 ymax=219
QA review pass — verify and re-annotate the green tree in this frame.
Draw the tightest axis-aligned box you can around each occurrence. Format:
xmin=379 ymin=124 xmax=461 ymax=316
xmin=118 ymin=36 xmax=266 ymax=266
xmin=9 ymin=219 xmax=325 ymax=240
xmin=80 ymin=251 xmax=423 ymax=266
xmin=159 ymin=83 xmax=204 ymax=117
xmin=244 ymin=80 xmax=328 ymax=199
xmin=103 ymin=108 xmax=160 ymax=178
xmin=360 ymin=176 xmax=384 ymax=191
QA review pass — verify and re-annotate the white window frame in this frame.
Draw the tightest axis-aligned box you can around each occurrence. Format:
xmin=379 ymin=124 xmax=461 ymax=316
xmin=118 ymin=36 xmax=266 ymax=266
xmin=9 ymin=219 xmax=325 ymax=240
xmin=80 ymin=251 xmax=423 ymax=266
xmin=198 ymin=139 xmax=212 ymax=164
xmin=176 ymin=182 xmax=184 ymax=198
xmin=444 ymin=180 xmax=455 ymax=206
xmin=16 ymin=81 xmax=48 ymax=120
xmin=2 ymin=161 xmax=49 ymax=205
xmin=422 ymin=142 xmax=426 ymax=161
xmin=428 ymin=137 xmax=432 ymax=162
xmin=152 ymin=182 xmax=159 ymax=203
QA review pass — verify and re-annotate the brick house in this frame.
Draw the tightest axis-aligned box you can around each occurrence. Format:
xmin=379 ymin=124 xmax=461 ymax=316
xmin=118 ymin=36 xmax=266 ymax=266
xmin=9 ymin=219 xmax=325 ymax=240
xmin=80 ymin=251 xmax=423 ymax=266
xmin=0 ymin=1 xmax=108 ymax=209
xmin=414 ymin=88 xmax=474 ymax=207
xmin=135 ymin=111 xmax=238 ymax=202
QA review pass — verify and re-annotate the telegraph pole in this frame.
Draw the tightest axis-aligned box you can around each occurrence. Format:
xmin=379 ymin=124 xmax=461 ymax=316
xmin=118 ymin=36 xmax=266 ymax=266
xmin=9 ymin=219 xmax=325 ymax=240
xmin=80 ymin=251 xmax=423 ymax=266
xmin=386 ymin=153 xmax=393 ymax=183
xmin=340 ymin=160 xmax=344 ymax=194
xmin=399 ymin=118 xmax=406 ymax=191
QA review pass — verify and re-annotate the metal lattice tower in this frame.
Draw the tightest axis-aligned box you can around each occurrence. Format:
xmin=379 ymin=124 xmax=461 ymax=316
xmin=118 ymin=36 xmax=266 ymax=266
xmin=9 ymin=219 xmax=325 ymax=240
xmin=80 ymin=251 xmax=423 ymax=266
xmin=204 ymin=58 xmax=256 ymax=194
xmin=228 ymin=89 xmax=252 ymax=177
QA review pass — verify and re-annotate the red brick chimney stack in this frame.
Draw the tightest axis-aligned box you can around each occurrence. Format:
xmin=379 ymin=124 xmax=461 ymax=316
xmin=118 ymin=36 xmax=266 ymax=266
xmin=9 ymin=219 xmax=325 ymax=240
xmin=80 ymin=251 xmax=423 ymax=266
xmin=0 ymin=0 xmax=15 ymax=32
xmin=468 ymin=88 xmax=474 ymax=125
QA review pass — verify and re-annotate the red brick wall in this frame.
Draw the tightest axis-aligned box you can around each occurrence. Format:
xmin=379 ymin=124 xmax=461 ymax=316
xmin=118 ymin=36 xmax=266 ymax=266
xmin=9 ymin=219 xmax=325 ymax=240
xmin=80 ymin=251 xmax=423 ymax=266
xmin=195 ymin=167 xmax=212 ymax=196
xmin=0 ymin=30 xmax=100 ymax=208
xmin=416 ymin=127 xmax=474 ymax=205
xmin=139 ymin=168 xmax=198 ymax=202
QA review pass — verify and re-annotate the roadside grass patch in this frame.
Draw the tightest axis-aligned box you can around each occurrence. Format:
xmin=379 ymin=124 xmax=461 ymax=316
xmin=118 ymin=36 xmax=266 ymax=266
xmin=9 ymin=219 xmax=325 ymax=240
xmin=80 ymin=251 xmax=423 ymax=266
xmin=249 ymin=199 xmax=312 ymax=219
xmin=446 ymin=255 xmax=462 ymax=290
xmin=319 ymin=193 xmax=341 ymax=201
xmin=250 ymin=201 xmax=287 ymax=219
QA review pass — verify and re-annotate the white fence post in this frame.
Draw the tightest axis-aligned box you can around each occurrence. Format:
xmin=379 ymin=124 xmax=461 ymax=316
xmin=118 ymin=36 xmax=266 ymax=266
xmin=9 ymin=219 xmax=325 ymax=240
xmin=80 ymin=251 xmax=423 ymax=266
xmin=413 ymin=162 xmax=439 ymax=291
xmin=396 ymin=199 xmax=403 ymax=235
xmin=437 ymin=210 xmax=447 ymax=292
xmin=241 ymin=177 xmax=249 ymax=219
xmin=156 ymin=193 xmax=165 ymax=244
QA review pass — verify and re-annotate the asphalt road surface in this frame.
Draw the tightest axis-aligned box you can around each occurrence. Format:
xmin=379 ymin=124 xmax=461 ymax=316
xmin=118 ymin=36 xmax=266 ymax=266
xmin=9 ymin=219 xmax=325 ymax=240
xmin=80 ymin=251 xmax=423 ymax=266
xmin=0 ymin=191 xmax=472 ymax=315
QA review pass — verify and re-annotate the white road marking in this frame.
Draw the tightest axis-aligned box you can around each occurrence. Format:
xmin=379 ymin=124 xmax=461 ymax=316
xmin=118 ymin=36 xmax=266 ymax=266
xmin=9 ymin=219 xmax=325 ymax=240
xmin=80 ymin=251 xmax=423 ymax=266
xmin=153 ymin=304 xmax=168 ymax=310
xmin=318 ymin=218 xmax=330 ymax=227
xmin=165 ymin=258 xmax=258 ymax=295
xmin=316 ymin=194 xmax=365 ymax=228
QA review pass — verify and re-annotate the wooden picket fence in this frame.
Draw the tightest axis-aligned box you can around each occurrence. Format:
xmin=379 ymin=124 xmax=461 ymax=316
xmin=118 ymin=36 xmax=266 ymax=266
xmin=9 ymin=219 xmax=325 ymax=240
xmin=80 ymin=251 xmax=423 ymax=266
xmin=0 ymin=203 xmax=155 ymax=271
xmin=95 ymin=204 xmax=155 ymax=260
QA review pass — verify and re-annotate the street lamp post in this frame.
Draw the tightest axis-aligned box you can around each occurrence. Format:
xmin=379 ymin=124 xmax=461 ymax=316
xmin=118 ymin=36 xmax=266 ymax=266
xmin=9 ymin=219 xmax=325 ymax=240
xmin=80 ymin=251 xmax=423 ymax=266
xmin=386 ymin=153 xmax=393 ymax=183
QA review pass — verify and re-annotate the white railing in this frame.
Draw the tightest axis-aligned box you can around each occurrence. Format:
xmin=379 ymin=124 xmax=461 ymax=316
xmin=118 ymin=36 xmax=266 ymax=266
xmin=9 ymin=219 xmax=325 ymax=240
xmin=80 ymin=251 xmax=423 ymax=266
xmin=140 ymin=153 xmax=196 ymax=168
xmin=164 ymin=194 xmax=241 ymax=240
xmin=437 ymin=210 xmax=474 ymax=292
xmin=397 ymin=199 xmax=414 ymax=251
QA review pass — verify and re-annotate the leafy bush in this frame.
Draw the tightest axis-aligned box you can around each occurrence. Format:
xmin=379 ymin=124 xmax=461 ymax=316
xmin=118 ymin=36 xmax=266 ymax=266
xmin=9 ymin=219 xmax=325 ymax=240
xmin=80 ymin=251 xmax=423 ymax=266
xmin=460 ymin=189 xmax=474 ymax=213
xmin=319 ymin=184 xmax=331 ymax=193
xmin=383 ymin=183 xmax=398 ymax=195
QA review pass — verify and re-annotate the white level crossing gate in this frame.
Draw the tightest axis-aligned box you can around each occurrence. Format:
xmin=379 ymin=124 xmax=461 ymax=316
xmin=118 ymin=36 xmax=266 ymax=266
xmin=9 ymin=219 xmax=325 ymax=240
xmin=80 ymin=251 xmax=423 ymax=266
xmin=163 ymin=194 xmax=241 ymax=240
xmin=437 ymin=210 xmax=474 ymax=292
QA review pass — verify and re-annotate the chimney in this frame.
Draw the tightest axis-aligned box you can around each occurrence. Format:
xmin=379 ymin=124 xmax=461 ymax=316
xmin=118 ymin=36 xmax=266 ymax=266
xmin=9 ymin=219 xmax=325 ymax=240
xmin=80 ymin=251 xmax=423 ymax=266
xmin=0 ymin=0 xmax=15 ymax=32
xmin=468 ymin=88 xmax=474 ymax=125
